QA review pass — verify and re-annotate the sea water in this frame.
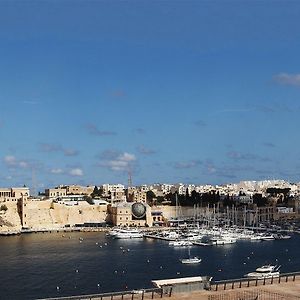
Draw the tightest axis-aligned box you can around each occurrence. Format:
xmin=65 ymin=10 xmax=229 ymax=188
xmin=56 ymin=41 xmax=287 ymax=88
xmin=0 ymin=232 xmax=299 ymax=300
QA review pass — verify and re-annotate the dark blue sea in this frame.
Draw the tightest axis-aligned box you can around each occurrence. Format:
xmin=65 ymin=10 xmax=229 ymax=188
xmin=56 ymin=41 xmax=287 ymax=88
xmin=0 ymin=231 xmax=300 ymax=300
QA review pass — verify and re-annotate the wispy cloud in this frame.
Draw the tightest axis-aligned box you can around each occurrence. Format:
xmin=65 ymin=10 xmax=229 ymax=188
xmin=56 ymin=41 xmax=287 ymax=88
xmin=194 ymin=120 xmax=206 ymax=127
xmin=98 ymin=151 xmax=136 ymax=171
xmin=39 ymin=143 xmax=79 ymax=157
xmin=202 ymin=159 xmax=254 ymax=179
xmin=227 ymin=151 xmax=259 ymax=161
xmin=227 ymin=151 xmax=271 ymax=162
xmin=3 ymin=155 xmax=41 ymax=170
xmin=50 ymin=168 xmax=64 ymax=174
xmin=203 ymin=161 xmax=217 ymax=174
xmin=63 ymin=149 xmax=79 ymax=156
xmin=211 ymin=108 xmax=253 ymax=116
xmin=69 ymin=168 xmax=83 ymax=176
xmin=136 ymin=145 xmax=156 ymax=155
xmin=263 ymin=142 xmax=276 ymax=148
xmin=86 ymin=124 xmax=117 ymax=136
xmin=40 ymin=143 xmax=61 ymax=152
xmin=22 ymin=100 xmax=39 ymax=105
xmin=173 ymin=160 xmax=202 ymax=169
xmin=254 ymin=103 xmax=293 ymax=114
xmin=273 ymin=73 xmax=300 ymax=86
xmin=134 ymin=128 xmax=146 ymax=135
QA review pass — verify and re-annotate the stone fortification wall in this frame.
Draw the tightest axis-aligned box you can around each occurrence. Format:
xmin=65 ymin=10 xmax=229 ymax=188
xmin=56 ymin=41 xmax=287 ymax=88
xmin=0 ymin=199 xmax=108 ymax=233
xmin=0 ymin=201 xmax=22 ymax=231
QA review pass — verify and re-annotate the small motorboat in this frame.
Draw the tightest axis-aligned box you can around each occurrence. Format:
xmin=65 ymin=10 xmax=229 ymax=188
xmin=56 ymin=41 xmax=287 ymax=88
xmin=245 ymin=264 xmax=280 ymax=279
xmin=181 ymin=257 xmax=202 ymax=264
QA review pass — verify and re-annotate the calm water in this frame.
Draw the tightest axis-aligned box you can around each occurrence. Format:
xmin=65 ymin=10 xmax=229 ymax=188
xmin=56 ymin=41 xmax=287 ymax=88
xmin=0 ymin=232 xmax=300 ymax=300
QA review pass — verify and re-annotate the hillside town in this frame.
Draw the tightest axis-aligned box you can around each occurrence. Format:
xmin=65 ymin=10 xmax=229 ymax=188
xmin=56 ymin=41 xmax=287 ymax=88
xmin=1 ymin=179 xmax=300 ymax=234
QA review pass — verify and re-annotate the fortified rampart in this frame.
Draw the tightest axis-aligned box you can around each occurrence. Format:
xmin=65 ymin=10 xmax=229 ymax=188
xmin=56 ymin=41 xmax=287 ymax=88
xmin=0 ymin=199 xmax=107 ymax=233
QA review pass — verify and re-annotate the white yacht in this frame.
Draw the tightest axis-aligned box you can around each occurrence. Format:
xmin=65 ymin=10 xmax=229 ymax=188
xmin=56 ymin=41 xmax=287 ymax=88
xmin=107 ymin=228 xmax=121 ymax=237
xmin=169 ymin=240 xmax=193 ymax=247
xmin=114 ymin=228 xmax=143 ymax=239
xmin=211 ymin=236 xmax=236 ymax=245
xmin=261 ymin=234 xmax=275 ymax=241
xmin=245 ymin=265 xmax=280 ymax=279
xmin=181 ymin=257 xmax=202 ymax=264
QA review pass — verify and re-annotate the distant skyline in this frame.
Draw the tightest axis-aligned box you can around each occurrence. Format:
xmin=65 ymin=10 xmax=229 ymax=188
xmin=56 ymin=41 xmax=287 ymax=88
xmin=1 ymin=1 xmax=300 ymax=190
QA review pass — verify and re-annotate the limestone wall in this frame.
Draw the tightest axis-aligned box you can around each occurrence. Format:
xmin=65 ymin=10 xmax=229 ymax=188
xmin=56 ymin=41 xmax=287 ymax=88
xmin=0 ymin=201 xmax=22 ymax=231
xmin=0 ymin=199 xmax=108 ymax=232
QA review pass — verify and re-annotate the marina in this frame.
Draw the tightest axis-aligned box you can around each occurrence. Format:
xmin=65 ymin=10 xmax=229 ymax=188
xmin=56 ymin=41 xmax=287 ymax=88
xmin=1 ymin=229 xmax=300 ymax=299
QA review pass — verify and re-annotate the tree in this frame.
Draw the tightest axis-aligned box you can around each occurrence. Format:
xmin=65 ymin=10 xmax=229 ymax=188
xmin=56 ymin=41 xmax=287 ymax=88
xmin=146 ymin=191 xmax=156 ymax=205
xmin=253 ymin=193 xmax=268 ymax=207
xmin=91 ymin=186 xmax=99 ymax=198
xmin=0 ymin=204 xmax=8 ymax=212
xmin=84 ymin=195 xmax=94 ymax=205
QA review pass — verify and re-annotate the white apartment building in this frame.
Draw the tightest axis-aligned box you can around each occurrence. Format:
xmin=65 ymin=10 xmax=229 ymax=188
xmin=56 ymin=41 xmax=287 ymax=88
xmin=101 ymin=184 xmax=125 ymax=195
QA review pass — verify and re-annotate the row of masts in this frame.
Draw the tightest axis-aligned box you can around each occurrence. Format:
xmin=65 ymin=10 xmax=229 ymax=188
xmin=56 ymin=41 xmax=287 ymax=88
xmin=174 ymin=194 xmax=274 ymax=228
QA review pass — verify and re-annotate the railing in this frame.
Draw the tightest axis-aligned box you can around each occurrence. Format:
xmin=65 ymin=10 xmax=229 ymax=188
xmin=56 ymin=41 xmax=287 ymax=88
xmin=211 ymin=271 xmax=300 ymax=292
xmin=37 ymin=287 xmax=166 ymax=300
xmin=208 ymin=289 xmax=300 ymax=300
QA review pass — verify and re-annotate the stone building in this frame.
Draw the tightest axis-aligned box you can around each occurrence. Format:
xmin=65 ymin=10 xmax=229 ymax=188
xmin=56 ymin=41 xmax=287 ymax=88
xmin=108 ymin=202 xmax=152 ymax=227
xmin=0 ymin=187 xmax=30 ymax=202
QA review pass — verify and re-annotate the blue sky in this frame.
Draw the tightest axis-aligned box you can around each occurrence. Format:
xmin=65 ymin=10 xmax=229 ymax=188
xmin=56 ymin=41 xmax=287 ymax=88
xmin=1 ymin=0 xmax=300 ymax=191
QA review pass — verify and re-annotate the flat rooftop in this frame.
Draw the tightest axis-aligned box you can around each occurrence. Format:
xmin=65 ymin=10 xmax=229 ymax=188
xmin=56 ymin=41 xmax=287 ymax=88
xmin=152 ymin=276 xmax=208 ymax=287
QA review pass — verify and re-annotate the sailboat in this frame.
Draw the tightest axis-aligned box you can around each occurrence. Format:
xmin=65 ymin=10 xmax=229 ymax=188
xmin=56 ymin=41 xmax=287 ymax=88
xmin=180 ymin=247 xmax=202 ymax=264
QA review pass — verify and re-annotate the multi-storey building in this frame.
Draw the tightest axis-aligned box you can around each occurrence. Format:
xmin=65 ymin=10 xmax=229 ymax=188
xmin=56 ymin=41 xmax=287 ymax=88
xmin=0 ymin=187 xmax=30 ymax=202
xmin=45 ymin=188 xmax=67 ymax=198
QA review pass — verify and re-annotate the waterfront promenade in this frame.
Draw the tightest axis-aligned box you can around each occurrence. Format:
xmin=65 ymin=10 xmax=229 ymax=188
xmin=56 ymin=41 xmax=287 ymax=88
xmin=39 ymin=273 xmax=300 ymax=300
xmin=169 ymin=278 xmax=300 ymax=300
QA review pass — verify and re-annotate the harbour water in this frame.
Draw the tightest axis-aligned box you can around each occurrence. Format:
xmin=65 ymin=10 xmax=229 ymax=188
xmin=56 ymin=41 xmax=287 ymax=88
xmin=1 ymin=232 xmax=300 ymax=300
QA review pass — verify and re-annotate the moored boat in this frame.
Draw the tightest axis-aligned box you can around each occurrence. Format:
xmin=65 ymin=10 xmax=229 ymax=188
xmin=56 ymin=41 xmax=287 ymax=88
xmin=181 ymin=257 xmax=202 ymax=264
xmin=245 ymin=265 xmax=280 ymax=279
xmin=169 ymin=240 xmax=193 ymax=247
xmin=114 ymin=228 xmax=143 ymax=239
xmin=180 ymin=247 xmax=202 ymax=264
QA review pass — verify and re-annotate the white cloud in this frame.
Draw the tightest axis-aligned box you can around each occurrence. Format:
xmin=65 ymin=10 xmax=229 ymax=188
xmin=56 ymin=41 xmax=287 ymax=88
xmin=4 ymin=155 xmax=17 ymax=166
xmin=50 ymin=168 xmax=64 ymax=174
xmin=119 ymin=152 xmax=136 ymax=162
xmin=3 ymin=155 xmax=29 ymax=168
xmin=69 ymin=168 xmax=83 ymax=176
xmin=19 ymin=161 xmax=28 ymax=168
xmin=273 ymin=73 xmax=300 ymax=86
xmin=100 ymin=151 xmax=136 ymax=171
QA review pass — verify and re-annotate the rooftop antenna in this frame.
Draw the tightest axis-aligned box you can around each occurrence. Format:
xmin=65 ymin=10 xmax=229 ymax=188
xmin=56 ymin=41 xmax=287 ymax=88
xmin=126 ymin=168 xmax=133 ymax=202
xmin=31 ymin=168 xmax=37 ymax=197
xmin=128 ymin=169 xmax=132 ymax=188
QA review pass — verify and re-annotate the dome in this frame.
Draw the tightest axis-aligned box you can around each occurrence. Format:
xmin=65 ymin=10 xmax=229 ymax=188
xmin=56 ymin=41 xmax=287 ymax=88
xmin=131 ymin=202 xmax=146 ymax=219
